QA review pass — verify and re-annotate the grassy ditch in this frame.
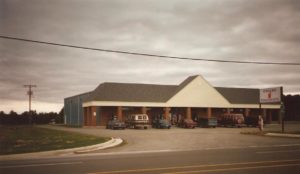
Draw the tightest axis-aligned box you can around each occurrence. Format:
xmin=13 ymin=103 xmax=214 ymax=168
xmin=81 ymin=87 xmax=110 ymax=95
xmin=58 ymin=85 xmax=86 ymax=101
xmin=0 ymin=125 xmax=110 ymax=155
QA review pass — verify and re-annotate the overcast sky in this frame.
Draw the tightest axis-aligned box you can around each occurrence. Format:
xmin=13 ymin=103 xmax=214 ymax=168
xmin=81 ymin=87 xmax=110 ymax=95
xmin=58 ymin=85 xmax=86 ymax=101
xmin=1 ymin=0 xmax=300 ymax=113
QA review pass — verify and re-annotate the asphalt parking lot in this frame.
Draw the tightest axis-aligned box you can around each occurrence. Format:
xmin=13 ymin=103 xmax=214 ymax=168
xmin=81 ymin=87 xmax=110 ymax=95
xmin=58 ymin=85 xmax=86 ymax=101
xmin=42 ymin=123 xmax=300 ymax=153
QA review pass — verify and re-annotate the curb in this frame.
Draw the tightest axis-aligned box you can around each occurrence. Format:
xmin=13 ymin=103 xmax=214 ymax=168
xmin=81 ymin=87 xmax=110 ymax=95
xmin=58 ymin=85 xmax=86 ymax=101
xmin=0 ymin=137 xmax=123 ymax=161
xmin=74 ymin=137 xmax=123 ymax=153
xmin=265 ymin=133 xmax=300 ymax=138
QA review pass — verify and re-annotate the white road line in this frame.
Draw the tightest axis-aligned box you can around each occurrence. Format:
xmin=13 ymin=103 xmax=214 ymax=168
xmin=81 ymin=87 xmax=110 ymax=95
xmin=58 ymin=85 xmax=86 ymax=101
xmin=256 ymin=150 xmax=300 ymax=154
xmin=88 ymin=159 xmax=300 ymax=174
xmin=0 ymin=161 xmax=83 ymax=169
xmin=100 ymin=149 xmax=174 ymax=155
xmin=80 ymin=144 xmax=300 ymax=157
xmin=248 ymin=144 xmax=300 ymax=148
xmin=162 ymin=163 xmax=300 ymax=174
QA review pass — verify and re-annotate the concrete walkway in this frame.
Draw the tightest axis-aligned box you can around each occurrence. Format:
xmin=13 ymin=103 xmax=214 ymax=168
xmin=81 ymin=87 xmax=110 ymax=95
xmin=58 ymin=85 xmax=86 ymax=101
xmin=266 ymin=133 xmax=300 ymax=138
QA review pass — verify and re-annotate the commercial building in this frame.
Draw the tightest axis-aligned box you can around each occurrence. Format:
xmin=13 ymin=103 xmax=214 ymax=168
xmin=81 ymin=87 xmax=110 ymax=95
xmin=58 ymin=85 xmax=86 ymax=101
xmin=64 ymin=75 xmax=280 ymax=127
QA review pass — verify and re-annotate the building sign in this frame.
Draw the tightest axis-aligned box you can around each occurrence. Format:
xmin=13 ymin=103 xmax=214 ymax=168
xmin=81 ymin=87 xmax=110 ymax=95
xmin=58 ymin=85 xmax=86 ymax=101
xmin=260 ymin=87 xmax=281 ymax=103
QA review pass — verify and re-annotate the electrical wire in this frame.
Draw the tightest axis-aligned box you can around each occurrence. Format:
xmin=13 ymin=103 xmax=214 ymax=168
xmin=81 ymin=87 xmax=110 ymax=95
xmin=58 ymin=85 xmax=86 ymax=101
xmin=1 ymin=35 xmax=299 ymax=66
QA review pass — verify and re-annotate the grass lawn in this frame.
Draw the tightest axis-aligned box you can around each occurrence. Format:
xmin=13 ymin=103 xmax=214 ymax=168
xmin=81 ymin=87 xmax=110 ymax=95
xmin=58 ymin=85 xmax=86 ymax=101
xmin=0 ymin=125 xmax=110 ymax=155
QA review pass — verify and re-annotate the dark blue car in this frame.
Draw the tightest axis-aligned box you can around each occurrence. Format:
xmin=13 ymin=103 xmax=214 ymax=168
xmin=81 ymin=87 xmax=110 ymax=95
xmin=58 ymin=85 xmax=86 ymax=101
xmin=152 ymin=119 xmax=171 ymax=129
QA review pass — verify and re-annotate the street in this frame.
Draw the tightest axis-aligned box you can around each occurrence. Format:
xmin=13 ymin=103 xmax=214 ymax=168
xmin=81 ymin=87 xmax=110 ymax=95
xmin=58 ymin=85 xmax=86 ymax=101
xmin=1 ymin=144 xmax=300 ymax=174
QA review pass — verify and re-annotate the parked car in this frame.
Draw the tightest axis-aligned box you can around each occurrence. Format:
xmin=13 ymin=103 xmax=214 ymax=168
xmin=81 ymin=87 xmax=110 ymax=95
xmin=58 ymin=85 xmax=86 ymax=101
xmin=152 ymin=119 xmax=171 ymax=129
xmin=178 ymin=119 xmax=197 ymax=128
xmin=126 ymin=114 xmax=150 ymax=129
xmin=218 ymin=113 xmax=245 ymax=127
xmin=106 ymin=119 xmax=126 ymax=130
xmin=198 ymin=117 xmax=217 ymax=128
xmin=245 ymin=116 xmax=259 ymax=127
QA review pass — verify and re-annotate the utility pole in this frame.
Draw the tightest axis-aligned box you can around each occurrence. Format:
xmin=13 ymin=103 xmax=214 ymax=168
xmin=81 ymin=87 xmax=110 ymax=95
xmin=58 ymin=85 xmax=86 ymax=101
xmin=24 ymin=84 xmax=37 ymax=124
xmin=280 ymin=86 xmax=285 ymax=133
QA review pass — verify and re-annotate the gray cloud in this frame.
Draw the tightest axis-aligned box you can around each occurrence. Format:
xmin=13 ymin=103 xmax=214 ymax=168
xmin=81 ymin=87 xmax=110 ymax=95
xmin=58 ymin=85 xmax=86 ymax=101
xmin=1 ymin=0 xmax=300 ymax=112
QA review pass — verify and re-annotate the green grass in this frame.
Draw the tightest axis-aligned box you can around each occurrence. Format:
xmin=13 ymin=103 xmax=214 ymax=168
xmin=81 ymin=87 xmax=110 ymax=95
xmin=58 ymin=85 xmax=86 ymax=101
xmin=0 ymin=125 xmax=110 ymax=155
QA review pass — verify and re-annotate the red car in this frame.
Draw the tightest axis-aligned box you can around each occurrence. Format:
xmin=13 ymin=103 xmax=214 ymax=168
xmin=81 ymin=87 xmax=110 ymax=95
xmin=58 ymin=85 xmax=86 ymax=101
xmin=178 ymin=119 xmax=197 ymax=128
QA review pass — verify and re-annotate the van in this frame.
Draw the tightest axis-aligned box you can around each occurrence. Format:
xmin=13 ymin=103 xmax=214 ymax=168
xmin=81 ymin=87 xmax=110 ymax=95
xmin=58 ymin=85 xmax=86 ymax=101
xmin=126 ymin=114 xmax=150 ymax=129
xmin=218 ymin=113 xmax=245 ymax=127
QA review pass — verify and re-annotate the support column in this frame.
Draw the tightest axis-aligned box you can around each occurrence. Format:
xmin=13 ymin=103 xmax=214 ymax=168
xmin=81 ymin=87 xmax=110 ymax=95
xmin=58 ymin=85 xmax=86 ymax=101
xmin=244 ymin=108 xmax=250 ymax=117
xmin=207 ymin=108 xmax=212 ymax=118
xmin=141 ymin=107 xmax=147 ymax=114
xmin=87 ymin=107 xmax=91 ymax=126
xmin=164 ymin=107 xmax=170 ymax=121
xmin=226 ymin=108 xmax=231 ymax=114
xmin=87 ymin=107 xmax=92 ymax=126
xmin=91 ymin=106 xmax=97 ymax=126
xmin=186 ymin=107 xmax=192 ymax=119
xmin=117 ymin=106 xmax=123 ymax=121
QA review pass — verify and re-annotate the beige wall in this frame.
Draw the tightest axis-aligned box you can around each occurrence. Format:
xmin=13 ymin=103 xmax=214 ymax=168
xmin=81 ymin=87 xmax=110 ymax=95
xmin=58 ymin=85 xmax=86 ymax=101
xmin=166 ymin=76 xmax=231 ymax=108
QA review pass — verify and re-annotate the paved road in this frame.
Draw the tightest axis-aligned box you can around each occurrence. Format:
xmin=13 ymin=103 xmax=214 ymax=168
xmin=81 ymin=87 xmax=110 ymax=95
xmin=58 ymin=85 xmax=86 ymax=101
xmin=1 ymin=145 xmax=300 ymax=174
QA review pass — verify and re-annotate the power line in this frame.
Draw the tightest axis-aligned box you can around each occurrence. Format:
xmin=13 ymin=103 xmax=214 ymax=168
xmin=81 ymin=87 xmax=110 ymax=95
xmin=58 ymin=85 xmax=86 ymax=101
xmin=1 ymin=35 xmax=300 ymax=66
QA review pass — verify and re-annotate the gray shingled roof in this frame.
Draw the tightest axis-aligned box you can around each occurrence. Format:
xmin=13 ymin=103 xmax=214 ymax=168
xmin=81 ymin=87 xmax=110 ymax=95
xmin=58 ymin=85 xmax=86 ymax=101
xmin=84 ymin=76 xmax=262 ymax=105
xmin=88 ymin=82 xmax=178 ymax=102
xmin=215 ymin=87 xmax=259 ymax=104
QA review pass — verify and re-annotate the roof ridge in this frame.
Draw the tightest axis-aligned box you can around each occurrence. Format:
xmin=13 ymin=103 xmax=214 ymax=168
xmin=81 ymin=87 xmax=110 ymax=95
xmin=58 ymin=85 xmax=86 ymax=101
xmin=215 ymin=86 xmax=259 ymax=90
xmin=164 ymin=75 xmax=200 ymax=102
xmin=100 ymin=82 xmax=178 ymax=87
xmin=101 ymin=82 xmax=178 ymax=86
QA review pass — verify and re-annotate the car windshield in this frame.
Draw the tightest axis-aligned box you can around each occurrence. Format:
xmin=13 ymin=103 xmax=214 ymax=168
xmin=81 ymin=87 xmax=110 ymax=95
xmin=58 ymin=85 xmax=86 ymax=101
xmin=185 ymin=119 xmax=193 ymax=123
xmin=159 ymin=120 xmax=168 ymax=124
